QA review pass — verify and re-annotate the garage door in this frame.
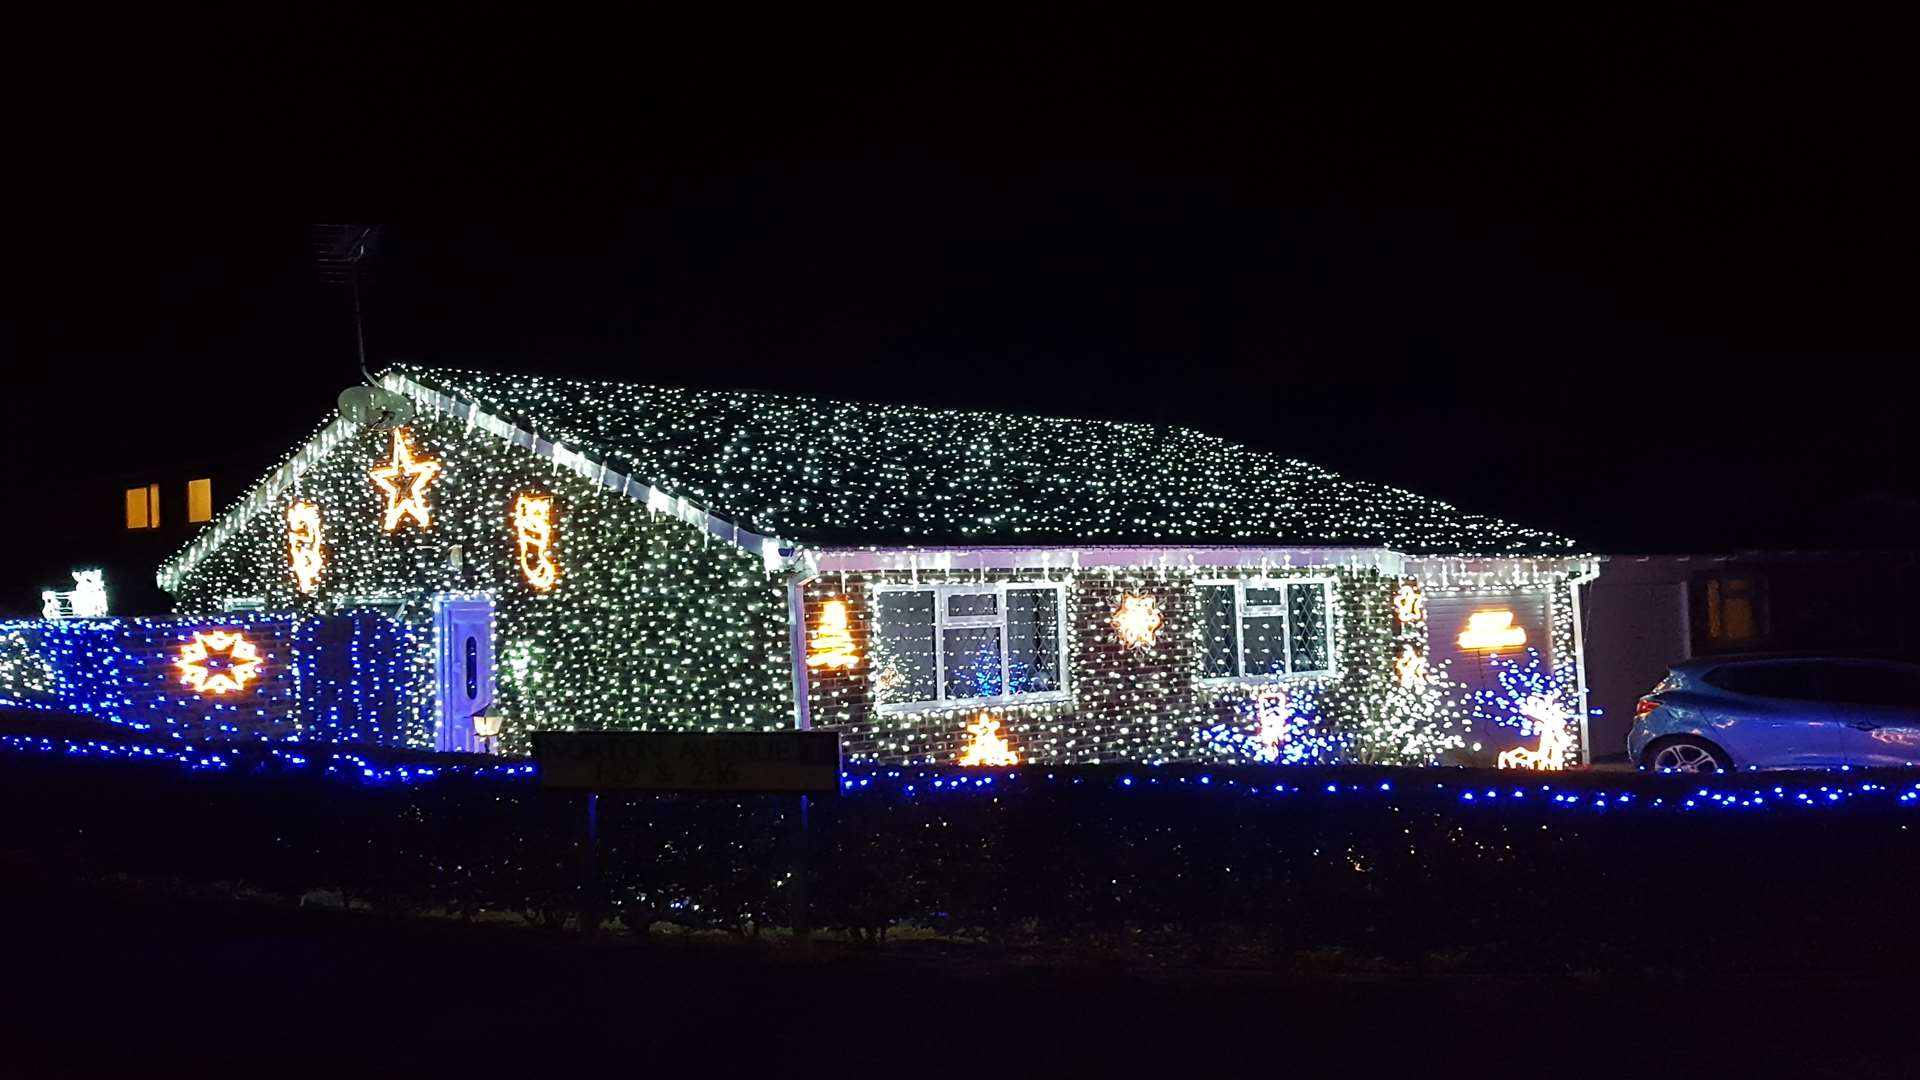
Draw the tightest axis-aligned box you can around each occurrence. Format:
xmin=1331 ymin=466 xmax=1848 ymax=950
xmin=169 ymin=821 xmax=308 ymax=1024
xmin=1428 ymin=588 xmax=1552 ymax=693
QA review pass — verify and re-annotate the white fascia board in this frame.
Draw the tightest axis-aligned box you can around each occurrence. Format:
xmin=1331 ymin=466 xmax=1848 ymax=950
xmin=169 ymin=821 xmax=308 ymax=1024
xmin=1402 ymin=555 xmax=1604 ymax=588
xmin=806 ymin=545 xmax=1409 ymax=576
xmin=156 ymin=374 xmax=794 ymax=593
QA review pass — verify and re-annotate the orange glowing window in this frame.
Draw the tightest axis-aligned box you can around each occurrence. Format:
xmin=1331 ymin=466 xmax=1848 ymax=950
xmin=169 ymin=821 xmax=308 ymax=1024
xmin=187 ymin=478 xmax=213 ymax=523
xmin=125 ymin=484 xmax=161 ymax=530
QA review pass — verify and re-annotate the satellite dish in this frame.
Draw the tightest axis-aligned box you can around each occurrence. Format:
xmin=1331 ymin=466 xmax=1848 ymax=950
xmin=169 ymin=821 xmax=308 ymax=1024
xmin=338 ymin=385 xmax=416 ymax=430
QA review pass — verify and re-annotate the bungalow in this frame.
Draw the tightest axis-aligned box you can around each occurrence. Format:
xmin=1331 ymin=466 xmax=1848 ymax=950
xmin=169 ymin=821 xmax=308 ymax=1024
xmin=147 ymin=365 xmax=1598 ymax=767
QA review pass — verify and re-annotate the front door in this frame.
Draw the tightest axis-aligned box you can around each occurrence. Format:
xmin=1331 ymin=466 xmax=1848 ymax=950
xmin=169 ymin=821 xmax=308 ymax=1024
xmin=434 ymin=596 xmax=495 ymax=753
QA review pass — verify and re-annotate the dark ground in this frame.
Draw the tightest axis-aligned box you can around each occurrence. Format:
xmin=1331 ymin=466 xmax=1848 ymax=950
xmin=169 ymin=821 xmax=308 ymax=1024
xmin=2 ymin=871 xmax=1912 ymax=1077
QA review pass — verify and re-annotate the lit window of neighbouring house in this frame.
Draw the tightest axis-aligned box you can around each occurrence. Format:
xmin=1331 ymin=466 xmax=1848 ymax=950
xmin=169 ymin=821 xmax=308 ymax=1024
xmin=124 ymin=484 xmax=161 ymax=530
xmin=1197 ymin=579 xmax=1334 ymax=680
xmin=870 ymin=584 xmax=1067 ymax=709
xmin=1699 ymin=572 xmax=1768 ymax=650
xmin=187 ymin=478 xmax=213 ymax=523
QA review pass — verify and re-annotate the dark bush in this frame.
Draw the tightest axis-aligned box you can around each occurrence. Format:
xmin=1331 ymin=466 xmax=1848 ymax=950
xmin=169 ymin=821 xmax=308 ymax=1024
xmin=4 ymin=742 xmax=1917 ymax=973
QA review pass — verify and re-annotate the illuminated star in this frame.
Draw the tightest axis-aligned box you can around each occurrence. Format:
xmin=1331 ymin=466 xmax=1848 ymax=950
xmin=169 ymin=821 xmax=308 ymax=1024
xmin=370 ymin=427 xmax=442 ymax=531
xmin=1111 ymin=593 xmax=1164 ymax=650
xmin=175 ymin=630 xmax=262 ymax=695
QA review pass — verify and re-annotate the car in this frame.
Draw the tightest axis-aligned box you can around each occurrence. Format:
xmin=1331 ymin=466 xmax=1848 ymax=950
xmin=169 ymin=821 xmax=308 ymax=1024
xmin=1628 ymin=656 xmax=1920 ymax=772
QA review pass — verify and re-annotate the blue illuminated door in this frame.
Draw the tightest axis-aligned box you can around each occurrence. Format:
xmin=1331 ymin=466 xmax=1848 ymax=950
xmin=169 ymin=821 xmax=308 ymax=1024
xmin=434 ymin=597 xmax=494 ymax=753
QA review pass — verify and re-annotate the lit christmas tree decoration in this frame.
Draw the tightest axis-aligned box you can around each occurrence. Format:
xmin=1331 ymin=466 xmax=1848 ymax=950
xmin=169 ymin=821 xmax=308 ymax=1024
xmin=806 ymin=599 xmax=858 ymax=670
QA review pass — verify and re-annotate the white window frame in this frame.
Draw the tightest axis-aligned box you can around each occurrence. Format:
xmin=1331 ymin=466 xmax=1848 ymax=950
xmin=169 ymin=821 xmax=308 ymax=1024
xmin=1195 ymin=577 xmax=1337 ymax=685
xmin=871 ymin=581 xmax=1072 ymax=714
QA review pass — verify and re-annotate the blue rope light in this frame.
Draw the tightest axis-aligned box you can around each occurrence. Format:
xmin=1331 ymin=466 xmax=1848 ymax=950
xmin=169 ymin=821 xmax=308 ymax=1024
xmin=5 ymin=733 xmax=1917 ymax=812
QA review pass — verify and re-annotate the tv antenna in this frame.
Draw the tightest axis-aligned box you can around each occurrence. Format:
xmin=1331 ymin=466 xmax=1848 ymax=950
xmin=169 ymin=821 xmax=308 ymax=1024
xmin=314 ymin=224 xmax=412 ymax=428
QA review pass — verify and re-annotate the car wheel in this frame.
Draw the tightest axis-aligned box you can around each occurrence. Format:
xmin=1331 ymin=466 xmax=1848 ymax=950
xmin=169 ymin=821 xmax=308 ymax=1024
xmin=1646 ymin=737 xmax=1731 ymax=773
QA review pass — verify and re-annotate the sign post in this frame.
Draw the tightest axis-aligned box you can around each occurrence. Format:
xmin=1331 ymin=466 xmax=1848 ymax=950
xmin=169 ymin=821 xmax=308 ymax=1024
xmin=531 ymin=731 xmax=841 ymax=936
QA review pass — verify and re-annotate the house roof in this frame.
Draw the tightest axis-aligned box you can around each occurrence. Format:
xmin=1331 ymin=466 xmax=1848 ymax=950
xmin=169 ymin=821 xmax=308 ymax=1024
xmin=384 ymin=364 xmax=1579 ymax=556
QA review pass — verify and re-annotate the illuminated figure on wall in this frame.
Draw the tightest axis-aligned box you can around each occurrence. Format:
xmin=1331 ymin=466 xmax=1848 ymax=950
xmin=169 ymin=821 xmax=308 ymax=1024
xmin=286 ymin=501 xmax=325 ymax=595
xmin=1393 ymin=644 xmax=1427 ymax=688
xmin=369 ymin=427 xmax=442 ymax=531
xmin=957 ymin=711 xmax=1019 ymax=766
xmin=1392 ymin=581 xmax=1425 ymax=627
xmin=1458 ymin=609 xmax=1527 ymax=652
xmin=175 ymin=630 xmax=263 ymax=695
xmin=512 ymin=493 xmax=560 ymax=591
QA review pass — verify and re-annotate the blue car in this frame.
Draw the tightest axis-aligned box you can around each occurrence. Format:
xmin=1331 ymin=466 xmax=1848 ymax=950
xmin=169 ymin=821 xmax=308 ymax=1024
xmin=1628 ymin=656 xmax=1920 ymax=772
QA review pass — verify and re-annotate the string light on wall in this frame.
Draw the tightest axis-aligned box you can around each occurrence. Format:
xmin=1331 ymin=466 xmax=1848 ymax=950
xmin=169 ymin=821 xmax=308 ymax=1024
xmin=286 ymin=501 xmax=325 ymax=594
xmin=512 ymin=493 xmax=560 ymax=591
xmin=174 ymin=630 xmax=262 ymax=695
xmin=369 ymin=426 xmax=442 ymax=531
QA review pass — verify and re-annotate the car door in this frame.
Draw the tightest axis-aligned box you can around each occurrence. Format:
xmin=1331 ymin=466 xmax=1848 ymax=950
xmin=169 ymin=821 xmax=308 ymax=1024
xmin=1831 ymin=662 xmax=1920 ymax=768
xmin=1703 ymin=660 xmax=1848 ymax=768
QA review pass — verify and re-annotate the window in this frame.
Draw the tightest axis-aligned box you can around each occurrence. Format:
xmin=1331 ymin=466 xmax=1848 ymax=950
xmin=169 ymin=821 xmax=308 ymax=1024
xmin=1694 ymin=572 xmax=1769 ymax=653
xmin=124 ymin=484 xmax=161 ymax=530
xmin=1197 ymin=578 xmax=1334 ymax=681
xmin=871 ymin=583 xmax=1067 ymax=710
xmin=1816 ymin=663 xmax=1920 ymax=708
xmin=1705 ymin=660 xmax=1824 ymax=700
xmin=187 ymin=478 xmax=213 ymax=523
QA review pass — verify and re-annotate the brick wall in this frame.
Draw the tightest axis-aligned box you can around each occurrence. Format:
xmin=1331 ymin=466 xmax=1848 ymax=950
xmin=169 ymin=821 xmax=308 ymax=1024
xmin=799 ymin=566 xmax=1396 ymax=766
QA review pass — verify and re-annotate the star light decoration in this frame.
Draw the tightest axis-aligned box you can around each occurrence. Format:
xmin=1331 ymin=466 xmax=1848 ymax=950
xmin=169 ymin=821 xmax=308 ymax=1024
xmin=1111 ymin=593 xmax=1164 ymax=650
xmin=369 ymin=427 xmax=442 ymax=531
xmin=512 ymin=493 xmax=560 ymax=591
xmin=174 ymin=630 xmax=262 ymax=695
xmin=286 ymin=501 xmax=325 ymax=595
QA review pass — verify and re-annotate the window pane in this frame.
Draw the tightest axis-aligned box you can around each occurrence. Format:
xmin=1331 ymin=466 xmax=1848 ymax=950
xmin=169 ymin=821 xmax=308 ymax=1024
xmin=1244 ymin=586 xmax=1286 ymax=609
xmin=947 ymin=592 xmax=998 ymax=618
xmin=1287 ymin=583 xmax=1329 ymax=672
xmin=1198 ymin=585 xmax=1238 ymax=677
xmin=943 ymin=626 xmax=1003 ymax=699
xmin=1706 ymin=661 xmax=1823 ymax=700
xmin=1241 ymin=615 xmax=1287 ymax=677
xmin=873 ymin=591 xmax=937 ymax=704
xmin=1006 ymin=588 xmax=1062 ymax=694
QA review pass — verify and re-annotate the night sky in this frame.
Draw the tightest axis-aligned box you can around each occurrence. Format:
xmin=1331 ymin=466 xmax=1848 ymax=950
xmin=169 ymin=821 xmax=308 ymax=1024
xmin=8 ymin=10 xmax=1912 ymax=614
